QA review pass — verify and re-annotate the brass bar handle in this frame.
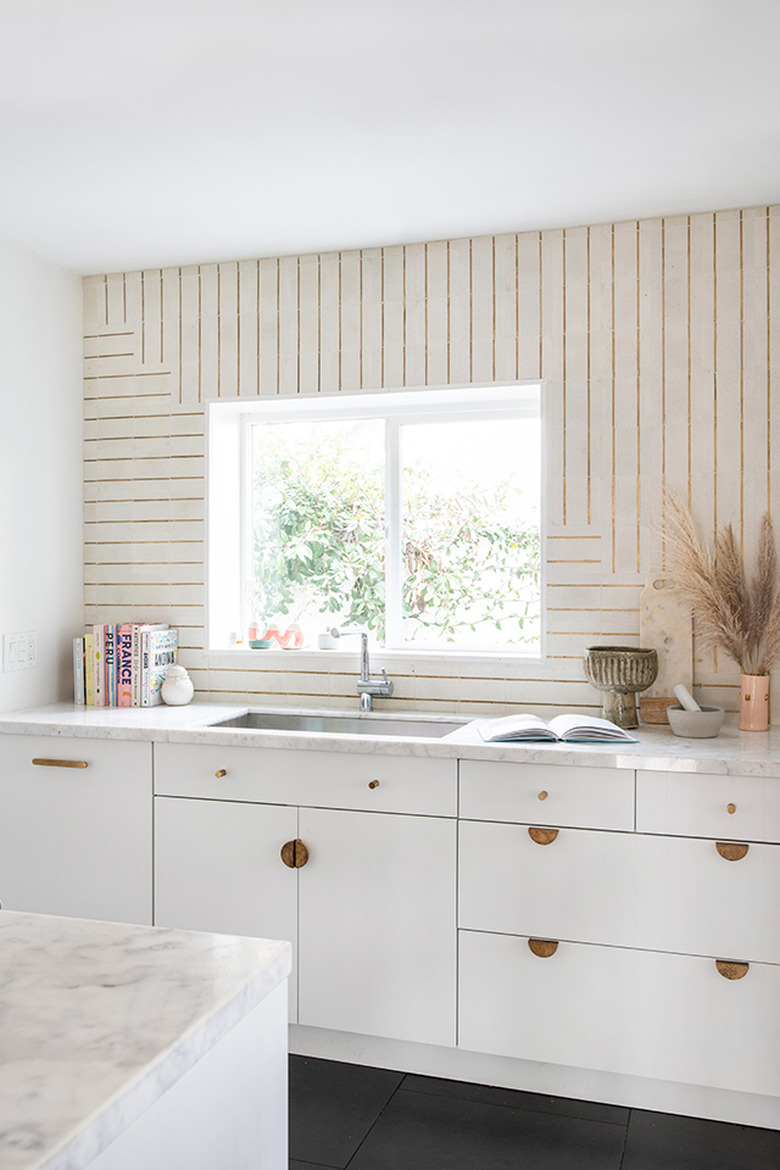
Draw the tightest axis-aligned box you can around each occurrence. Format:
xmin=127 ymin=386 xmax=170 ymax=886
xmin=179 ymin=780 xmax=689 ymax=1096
xmin=716 ymin=842 xmax=749 ymax=862
xmin=528 ymin=938 xmax=559 ymax=958
xmin=716 ymin=960 xmax=749 ymax=980
xmin=528 ymin=827 xmax=559 ymax=846
xmin=32 ymin=758 xmax=88 ymax=769
xmin=280 ymin=839 xmax=309 ymax=869
xmin=214 ymin=769 xmax=227 ymax=778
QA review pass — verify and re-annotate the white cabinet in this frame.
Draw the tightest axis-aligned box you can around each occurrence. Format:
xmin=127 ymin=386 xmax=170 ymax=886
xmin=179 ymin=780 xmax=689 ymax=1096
xmin=298 ymin=807 xmax=456 ymax=1045
xmin=458 ymin=760 xmax=780 ymax=1102
xmin=0 ymin=734 xmax=152 ymax=924
xmin=153 ymin=744 xmax=457 ymax=1043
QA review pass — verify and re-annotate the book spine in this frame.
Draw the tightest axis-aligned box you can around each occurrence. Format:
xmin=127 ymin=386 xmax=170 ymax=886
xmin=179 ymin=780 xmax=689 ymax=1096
xmin=143 ymin=629 xmax=178 ymax=706
xmin=116 ymin=624 xmax=134 ymax=707
xmin=73 ymin=637 xmax=85 ymax=705
xmin=84 ymin=633 xmax=95 ymax=705
xmin=92 ymin=624 xmax=104 ymax=706
xmin=104 ymin=623 xmax=116 ymax=707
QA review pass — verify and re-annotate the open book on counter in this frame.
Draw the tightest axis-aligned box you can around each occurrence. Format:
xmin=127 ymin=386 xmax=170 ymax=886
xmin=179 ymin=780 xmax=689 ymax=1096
xmin=475 ymin=713 xmax=638 ymax=744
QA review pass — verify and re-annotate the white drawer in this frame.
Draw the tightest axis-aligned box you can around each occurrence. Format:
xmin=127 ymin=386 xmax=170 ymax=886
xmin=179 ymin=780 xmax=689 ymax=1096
xmin=458 ymin=821 xmax=780 ymax=963
xmin=459 ymin=930 xmax=780 ymax=1096
xmin=637 ymin=769 xmax=780 ymax=843
xmin=459 ymin=760 xmax=633 ymax=830
xmin=154 ymin=742 xmax=457 ymax=816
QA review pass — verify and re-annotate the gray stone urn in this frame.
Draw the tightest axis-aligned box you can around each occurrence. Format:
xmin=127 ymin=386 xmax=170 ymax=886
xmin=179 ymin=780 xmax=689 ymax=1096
xmin=583 ymin=646 xmax=659 ymax=729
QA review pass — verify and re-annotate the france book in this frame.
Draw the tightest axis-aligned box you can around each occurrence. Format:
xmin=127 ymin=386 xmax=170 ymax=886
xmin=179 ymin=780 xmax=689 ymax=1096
xmin=476 ymin=713 xmax=638 ymax=743
xmin=116 ymin=623 xmax=134 ymax=707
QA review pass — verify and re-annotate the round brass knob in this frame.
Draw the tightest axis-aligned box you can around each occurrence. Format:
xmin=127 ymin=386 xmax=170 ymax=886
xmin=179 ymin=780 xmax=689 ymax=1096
xmin=538 ymin=790 xmax=548 ymax=801
xmin=727 ymin=803 xmax=736 ymax=814
xmin=215 ymin=769 xmax=227 ymax=779
xmin=368 ymin=779 xmax=380 ymax=789
xmin=280 ymin=839 xmax=309 ymax=868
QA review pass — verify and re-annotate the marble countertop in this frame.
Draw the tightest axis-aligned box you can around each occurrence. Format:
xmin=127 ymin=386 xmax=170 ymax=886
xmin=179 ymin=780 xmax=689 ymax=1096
xmin=0 ymin=910 xmax=291 ymax=1170
xmin=0 ymin=701 xmax=779 ymax=776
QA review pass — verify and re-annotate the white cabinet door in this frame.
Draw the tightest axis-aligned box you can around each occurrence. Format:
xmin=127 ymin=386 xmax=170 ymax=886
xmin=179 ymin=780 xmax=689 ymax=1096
xmin=0 ymin=735 xmax=152 ymax=925
xmin=459 ymin=930 xmax=780 ymax=1097
xmin=154 ymin=797 xmax=299 ymax=1018
xmin=297 ymin=807 xmax=457 ymax=1046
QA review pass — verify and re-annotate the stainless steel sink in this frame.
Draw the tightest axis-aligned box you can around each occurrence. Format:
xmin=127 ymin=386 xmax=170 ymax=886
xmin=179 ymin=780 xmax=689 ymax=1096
xmin=207 ymin=711 xmax=466 ymax=738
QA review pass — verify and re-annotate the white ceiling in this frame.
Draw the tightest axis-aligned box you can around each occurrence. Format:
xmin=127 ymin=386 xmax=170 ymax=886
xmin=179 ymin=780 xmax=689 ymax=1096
xmin=1 ymin=0 xmax=778 ymax=275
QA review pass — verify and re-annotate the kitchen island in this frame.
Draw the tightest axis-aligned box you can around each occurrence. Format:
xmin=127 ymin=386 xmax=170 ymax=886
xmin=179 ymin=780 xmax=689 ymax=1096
xmin=0 ymin=910 xmax=291 ymax=1169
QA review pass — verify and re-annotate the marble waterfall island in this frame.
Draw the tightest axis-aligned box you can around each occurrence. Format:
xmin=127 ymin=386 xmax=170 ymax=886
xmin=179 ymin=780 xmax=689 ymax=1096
xmin=0 ymin=911 xmax=291 ymax=1170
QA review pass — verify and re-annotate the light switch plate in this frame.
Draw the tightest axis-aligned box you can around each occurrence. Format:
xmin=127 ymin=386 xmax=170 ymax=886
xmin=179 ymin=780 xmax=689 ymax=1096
xmin=3 ymin=630 xmax=38 ymax=671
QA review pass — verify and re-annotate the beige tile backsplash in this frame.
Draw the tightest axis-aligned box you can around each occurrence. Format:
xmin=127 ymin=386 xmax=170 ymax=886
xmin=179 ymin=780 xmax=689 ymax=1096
xmin=83 ymin=205 xmax=780 ymax=720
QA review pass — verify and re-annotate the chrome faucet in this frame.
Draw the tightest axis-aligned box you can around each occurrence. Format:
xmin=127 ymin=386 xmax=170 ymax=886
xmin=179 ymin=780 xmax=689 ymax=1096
xmin=328 ymin=629 xmax=394 ymax=711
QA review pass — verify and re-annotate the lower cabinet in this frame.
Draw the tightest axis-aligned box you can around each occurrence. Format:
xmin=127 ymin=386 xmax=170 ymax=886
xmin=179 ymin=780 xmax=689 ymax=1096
xmin=0 ymin=734 xmax=152 ymax=925
xmin=459 ymin=930 xmax=780 ymax=1096
xmin=154 ymin=793 xmax=456 ymax=1045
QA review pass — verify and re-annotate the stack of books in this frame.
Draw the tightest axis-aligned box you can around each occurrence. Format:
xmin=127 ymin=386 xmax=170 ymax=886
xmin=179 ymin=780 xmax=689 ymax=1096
xmin=73 ymin=623 xmax=178 ymax=707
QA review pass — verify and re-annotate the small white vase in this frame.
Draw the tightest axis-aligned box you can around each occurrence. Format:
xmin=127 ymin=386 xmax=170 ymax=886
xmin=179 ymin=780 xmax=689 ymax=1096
xmin=160 ymin=664 xmax=194 ymax=706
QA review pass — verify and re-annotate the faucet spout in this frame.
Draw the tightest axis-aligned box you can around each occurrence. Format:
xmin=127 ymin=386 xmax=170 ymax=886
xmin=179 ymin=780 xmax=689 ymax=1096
xmin=329 ymin=628 xmax=394 ymax=710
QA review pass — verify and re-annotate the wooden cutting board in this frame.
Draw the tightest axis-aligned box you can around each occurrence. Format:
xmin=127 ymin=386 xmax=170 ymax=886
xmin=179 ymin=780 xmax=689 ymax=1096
xmin=638 ymin=574 xmax=693 ymax=724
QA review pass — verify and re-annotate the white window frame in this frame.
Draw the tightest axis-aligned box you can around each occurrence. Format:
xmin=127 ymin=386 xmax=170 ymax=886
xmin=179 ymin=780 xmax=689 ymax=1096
xmin=207 ymin=382 xmax=546 ymax=661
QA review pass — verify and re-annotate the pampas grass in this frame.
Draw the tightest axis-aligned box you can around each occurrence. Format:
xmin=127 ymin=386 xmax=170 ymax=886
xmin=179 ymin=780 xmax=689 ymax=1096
xmin=663 ymin=495 xmax=780 ymax=676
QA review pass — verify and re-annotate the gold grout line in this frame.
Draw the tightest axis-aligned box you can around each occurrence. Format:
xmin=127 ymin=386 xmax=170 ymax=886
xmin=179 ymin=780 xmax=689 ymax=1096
xmin=122 ymin=273 xmax=127 ymax=324
xmin=84 ymin=332 xmax=134 ymax=339
xmin=275 ymin=257 xmax=280 ymax=395
xmin=713 ymin=213 xmax=718 ymax=545
xmin=469 ymin=238 xmax=474 ymax=381
xmin=515 ymin=234 xmax=519 ymax=380
xmin=446 ymin=241 xmax=451 ymax=383
xmin=317 ymin=254 xmax=322 ymax=395
xmin=586 ymin=227 xmax=591 ymax=524
xmin=424 ymin=244 xmax=428 ymax=385
xmin=743 ymin=208 xmax=748 ymax=540
xmin=84 ymin=454 xmax=203 ymax=463
xmin=402 ymin=245 xmax=407 ymax=387
xmin=256 ymin=260 xmax=261 ymax=397
xmin=381 ymin=248 xmax=385 ymax=388
xmin=538 ymin=231 xmax=543 ymax=378
xmin=491 ymin=235 xmax=496 ymax=381
xmin=217 ymin=263 xmax=223 ymax=398
xmin=178 ymin=268 xmax=183 ymax=406
xmin=84 ymin=538 xmax=204 ymax=545
xmin=84 ymin=393 xmax=169 ymax=402
xmin=237 ymin=262 xmax=242 ymax=398
xmin=687 ymin=216 xmax=692 ymax=509
xmin=84 ymin=354 xmax=135 ymax=359
xmin=198 ymin=266 xmax=202 ymax=404
xmin=103 ymin=274 xmax=108 ymax=326
xmin=159 ymin=269 xmax=164 ymax=365
xmin=141 ymin=271 xmax=146 ymax=364
xmin=635 ymin=221 xmax=640 ymax=574
xmin=297 ymin=257 xmax=301 ymax=395
xmin=84 ymin=372 xmax=171 ymax=380
xmin=611 ymin=225 xmax=616 ymax=573
xmin=768 ymin=207 xmax=772 ymax=511
xmin=562 ymin=229 xmax=567 ymax=525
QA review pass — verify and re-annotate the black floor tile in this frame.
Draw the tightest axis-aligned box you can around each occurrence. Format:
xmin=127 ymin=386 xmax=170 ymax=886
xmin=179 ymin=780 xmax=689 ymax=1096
xmin=622 ymin=1109 xmax=780 ymax=1170
xmin=346 ymin=1086 xmax=626 ymax=1170
xmin=402 ymin=1073 xmax=629 ymax=1126
xmin=289 ymin=1055 xmax=404 ymax=1169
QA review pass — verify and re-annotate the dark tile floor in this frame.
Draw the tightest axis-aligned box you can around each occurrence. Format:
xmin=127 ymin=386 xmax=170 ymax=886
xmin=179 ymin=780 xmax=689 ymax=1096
xmin=289 ymin=1055 xmax=780 ymax=1169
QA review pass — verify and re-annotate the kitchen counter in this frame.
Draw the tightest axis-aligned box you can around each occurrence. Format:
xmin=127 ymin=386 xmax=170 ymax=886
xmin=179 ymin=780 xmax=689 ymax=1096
xmin=0 ymin=700 xmax=779 ymax=776
xmin=0 ymin=910 xmax=291 ymax=1170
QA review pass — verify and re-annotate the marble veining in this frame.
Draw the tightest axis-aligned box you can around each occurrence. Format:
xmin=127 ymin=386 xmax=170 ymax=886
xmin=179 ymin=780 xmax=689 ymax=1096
xmin=0 ymin=911 xmax=291 ymax=1170
xmin=0 ymin=701 xmax=779 ymax=776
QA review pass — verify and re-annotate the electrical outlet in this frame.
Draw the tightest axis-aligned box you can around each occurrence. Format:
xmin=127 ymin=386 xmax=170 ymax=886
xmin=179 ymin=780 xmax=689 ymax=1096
xmin=3 ymin=631 xmax=38 ymax=671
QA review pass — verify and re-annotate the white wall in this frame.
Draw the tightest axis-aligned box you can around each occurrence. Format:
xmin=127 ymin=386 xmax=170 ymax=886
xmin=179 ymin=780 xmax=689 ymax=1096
xmin=0 ymin=236 xmax=83 ymax=711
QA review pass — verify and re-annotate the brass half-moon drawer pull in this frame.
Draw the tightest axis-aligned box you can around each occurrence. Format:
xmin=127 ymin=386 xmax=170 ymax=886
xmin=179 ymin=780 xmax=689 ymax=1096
xmin=528 ymin=939 xmax=559 ymax=958
xmin=280 ymin=839 xmax=309 ymax=869
xmin=214 ymin=769 xmax=227 ymax=778
xmin=716 ymin=842 xmax=749 ymax=862
xmin=716 ymin=960 xmax=749 ymax=980
xmin=528 ymin=827 xmax=559 ymax=846
xmin=32 ymin=758 xmax=88 ymax=769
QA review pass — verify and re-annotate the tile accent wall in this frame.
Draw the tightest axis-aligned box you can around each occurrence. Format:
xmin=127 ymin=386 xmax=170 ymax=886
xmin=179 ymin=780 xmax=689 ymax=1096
xmin=83 ymin=205 xmax=779 ymax=719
